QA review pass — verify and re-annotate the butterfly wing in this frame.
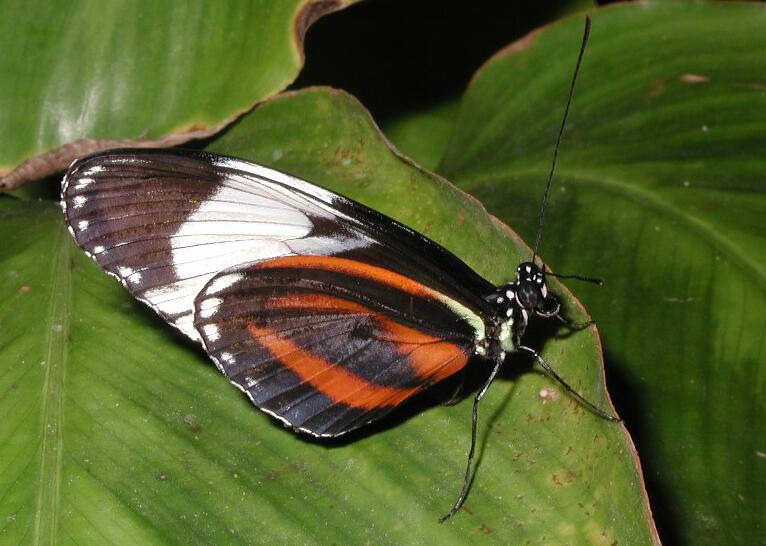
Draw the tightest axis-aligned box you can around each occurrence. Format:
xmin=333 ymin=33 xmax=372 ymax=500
xmin=62 ymin=149 xmax=370 ymax=340
xmin=61 ymin=149 xmax=495 ymax=341
xmin=194 ymin=255 xmax=484 ymax=436
xmin=62 ymin=148 xmax=499 ymax=435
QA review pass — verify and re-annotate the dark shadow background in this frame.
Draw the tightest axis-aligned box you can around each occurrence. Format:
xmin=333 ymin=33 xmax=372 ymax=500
xmin=294 ymin=0 xmax=672 ymax=542
xmin=294 ymin=0 xmax=622 ymax=123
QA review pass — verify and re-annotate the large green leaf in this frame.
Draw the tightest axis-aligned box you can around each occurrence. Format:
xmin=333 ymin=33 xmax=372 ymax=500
xmin=0 ymin=0 xmax=356 ymax=189
xmin=0 ymin=88 xmax=654 ymax=544
xmin=435 ymin=3 xmax=766 ymax=544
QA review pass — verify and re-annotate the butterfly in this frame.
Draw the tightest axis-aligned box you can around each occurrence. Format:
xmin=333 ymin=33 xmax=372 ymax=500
xmin=60 ymin=15 xmax=615 ymax=521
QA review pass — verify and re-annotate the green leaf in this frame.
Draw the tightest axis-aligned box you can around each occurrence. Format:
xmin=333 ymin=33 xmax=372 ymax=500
xmin=1 ymin=88 xmax=653 ymax=544
xmin=0 ymin=0 xmax=356 ymax=187
xmin=440 ymin=3 xmax=766 ymax=544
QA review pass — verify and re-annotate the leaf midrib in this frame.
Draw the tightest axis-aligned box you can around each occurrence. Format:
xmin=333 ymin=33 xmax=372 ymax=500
xmin=32 ymin=225 xmax=71 ymax=546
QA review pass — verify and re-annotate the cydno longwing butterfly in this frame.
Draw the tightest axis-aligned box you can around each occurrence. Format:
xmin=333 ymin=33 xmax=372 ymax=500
xmin=61 ymin=16 xmax=617 ymax=521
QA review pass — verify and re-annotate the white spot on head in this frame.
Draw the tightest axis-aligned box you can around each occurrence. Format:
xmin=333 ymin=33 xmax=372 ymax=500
xmin=203 ymin=324 xmax=220 ymax=342
xmin=525 ymin=265 xmax=532 ymax=273
xmin=506 ymin=308 xmax=513 ymax=317
xmin=506 ymin=289 xmax=514 ymax=299
xmin=541 ymin=284 xmax=547 ymax=298
xmin=78 ymin=220 xmax=89 ymax=231
xmin=73 ymin=196 xmax=87 ymax=208
xmin=496 ymin=296 xmax=503 ymax=304
xmin=475 ymin=345 xmax=486 ymax=356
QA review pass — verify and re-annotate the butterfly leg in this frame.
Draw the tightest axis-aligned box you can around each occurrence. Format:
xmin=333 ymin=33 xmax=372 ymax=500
xmin=439 ymin=353 xmax=505 ymax=523
xmin=536 ymin=296 xmax=595 ymax=330
xmin=517 ymin=345 xmax=620 ymax=422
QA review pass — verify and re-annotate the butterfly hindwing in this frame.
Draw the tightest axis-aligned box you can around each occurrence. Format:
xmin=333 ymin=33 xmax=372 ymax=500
xmin=194 ymin=256 xmax=483 ymax=436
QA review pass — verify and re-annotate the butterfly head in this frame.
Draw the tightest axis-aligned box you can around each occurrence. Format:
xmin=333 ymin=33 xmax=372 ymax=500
xmin=514 ymin=262 xmax=547 ymax=310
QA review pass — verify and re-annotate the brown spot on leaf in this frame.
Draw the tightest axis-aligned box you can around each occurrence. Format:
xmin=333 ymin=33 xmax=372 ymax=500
xmin=680 ymin=73 xmax=709 ymax=84
xmin=19 ymin=285 xmax=31 ymax=293
xmin=477 ymin=523 xmax=492 ymax=535
xmin=183 ymin=414 xmax=202 ymax=436
xmin=156 ymin=472 xmax=168 ymax=481
xmin=538 ymin=386 xmax=558 ymax=403
xmin=646 ymin=79 xmax=666 ymax=98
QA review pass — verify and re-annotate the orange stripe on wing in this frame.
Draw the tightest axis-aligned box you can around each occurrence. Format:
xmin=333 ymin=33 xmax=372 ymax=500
xmin=378 ymin=320 xmax=469 ymax=383
xmin=246 ymin=321 xmax=420 ymax=409
xmin=249 ymin=293 xmax=470 ymax=409
xmin=255 ymin=255 xmax=440 ymax=300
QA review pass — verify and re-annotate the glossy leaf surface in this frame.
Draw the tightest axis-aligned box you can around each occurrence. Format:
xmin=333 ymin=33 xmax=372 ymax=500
xmin=0 ymin=88 xmax=653 ymax=544
xmin=436 ymin=3 xmax=766 ymax=544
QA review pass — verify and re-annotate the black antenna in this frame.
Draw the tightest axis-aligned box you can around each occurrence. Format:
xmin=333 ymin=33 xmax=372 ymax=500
xmin=547 ymin=271 xmax=604 ymax=286
xmin=532 ymin=16 xmax=591 ymax=263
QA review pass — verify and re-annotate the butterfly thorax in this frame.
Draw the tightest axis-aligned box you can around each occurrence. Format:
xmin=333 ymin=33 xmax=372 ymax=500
xmin=483 ymin=262 xmax=549 ymax=356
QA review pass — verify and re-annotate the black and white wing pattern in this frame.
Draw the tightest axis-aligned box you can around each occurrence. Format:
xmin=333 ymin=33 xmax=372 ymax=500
xmin=61 ymin=150 xmax=373 ymax=340
xmin=61 ymin=148 xmax=499 ymax=435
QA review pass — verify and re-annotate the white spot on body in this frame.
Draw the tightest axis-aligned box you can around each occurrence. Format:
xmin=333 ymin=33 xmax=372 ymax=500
xmin=78 ymin=220 xmax=89 ymax=231
xmin=73 ymin=195 xmax=87 ymax=208
xmin=498 ymin=321 xmax=514 ymax=352
xmin=93 ymin=245 xmax=105 ymax=254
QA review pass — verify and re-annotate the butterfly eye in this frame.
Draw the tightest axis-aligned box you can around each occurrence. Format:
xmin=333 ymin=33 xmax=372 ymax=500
xmin=516 ymin=281 xmax=541 ymax=309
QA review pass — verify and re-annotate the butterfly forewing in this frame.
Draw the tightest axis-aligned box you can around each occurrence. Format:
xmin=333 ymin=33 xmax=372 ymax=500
xmin=194 ymin=256 xmax=481 ymax=436
xmin=61 ymin=150 xmax=367 ymax=340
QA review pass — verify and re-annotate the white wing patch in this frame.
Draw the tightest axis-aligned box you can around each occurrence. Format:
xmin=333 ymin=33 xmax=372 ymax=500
xmin=146 ymin=184 xmax=316 ymax=340
xmin=62 ymin=152 xmax=372 ymax=344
